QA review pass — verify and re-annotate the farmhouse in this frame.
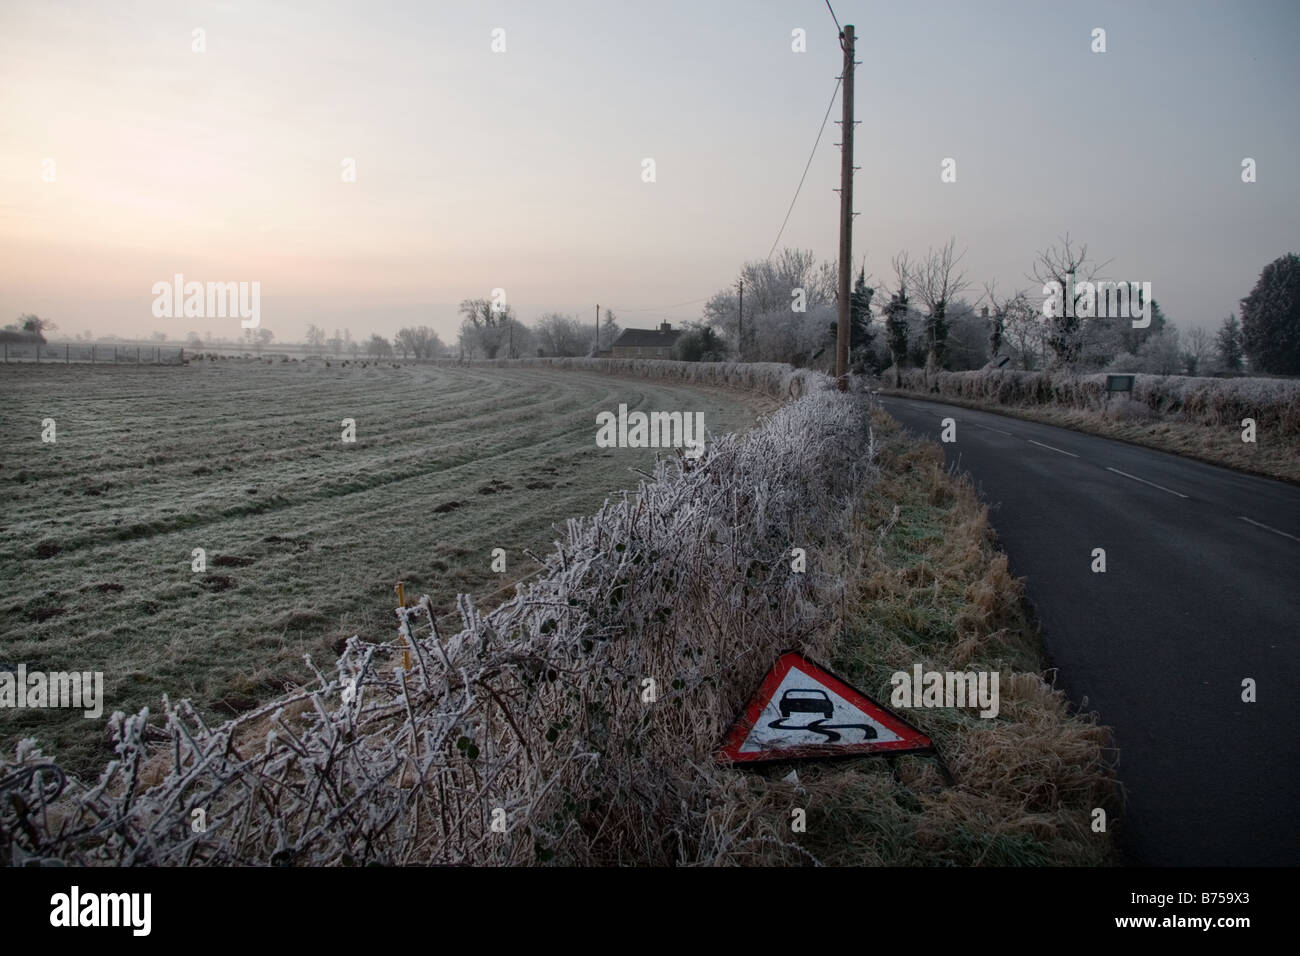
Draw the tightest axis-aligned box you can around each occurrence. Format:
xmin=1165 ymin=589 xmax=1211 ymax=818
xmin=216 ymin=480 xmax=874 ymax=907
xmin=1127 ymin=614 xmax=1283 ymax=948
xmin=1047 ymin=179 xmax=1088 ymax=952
xmin=610 ymin=322 xmax=682 ymax=359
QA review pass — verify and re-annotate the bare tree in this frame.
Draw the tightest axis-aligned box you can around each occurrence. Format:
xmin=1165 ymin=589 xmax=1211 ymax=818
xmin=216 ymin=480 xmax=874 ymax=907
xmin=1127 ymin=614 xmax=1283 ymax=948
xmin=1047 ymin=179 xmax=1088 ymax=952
xmin=880 ymin=252 xmax=914 ymax=385
xmin=910 ymin=238 xmax=972 ymax=375
xmin=458 ymin=298 xmax=513 ymax=359
xmin=502 ymin=316 xmax=531 ymax=358
xmin=888 ymin=252 xmax=911 ymax=294
xmin=1125 ymin=325 xmax=1182 ymax=375
xmin=534 ymin=313 xmax=587 ymax=356
xmin=394 ymin=326 xmax=444 ymax=360
xmin=982 ymin=280 xmax=1006 ymax=361
xmin=1028 ymin=233 xmax=1112 ymax=368
xmin=1001 ymin=291 xmax=1044 ymax=370
xmin=702 ymin=248 xmax=837 ymax=355
xmin=1183 ymin=325 xmax=1214 ymax=376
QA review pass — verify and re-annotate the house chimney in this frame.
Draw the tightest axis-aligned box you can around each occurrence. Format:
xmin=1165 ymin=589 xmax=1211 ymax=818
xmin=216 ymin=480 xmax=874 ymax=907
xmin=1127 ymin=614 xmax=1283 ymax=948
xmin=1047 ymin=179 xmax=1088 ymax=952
xmin=660 ymin=321 xmax=671 ymax=332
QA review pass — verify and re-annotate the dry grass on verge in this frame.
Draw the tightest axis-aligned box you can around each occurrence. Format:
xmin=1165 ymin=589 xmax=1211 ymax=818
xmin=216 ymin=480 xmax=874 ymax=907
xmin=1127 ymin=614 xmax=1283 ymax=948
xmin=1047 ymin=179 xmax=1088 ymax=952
xmin=734 ymin=407 xmax=1121 ymax=866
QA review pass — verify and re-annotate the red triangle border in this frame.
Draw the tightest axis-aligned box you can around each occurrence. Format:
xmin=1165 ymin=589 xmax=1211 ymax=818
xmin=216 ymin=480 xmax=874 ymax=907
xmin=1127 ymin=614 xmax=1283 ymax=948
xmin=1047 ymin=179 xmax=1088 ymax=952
xmin=716 ymin=651 xmax=933 ymax=765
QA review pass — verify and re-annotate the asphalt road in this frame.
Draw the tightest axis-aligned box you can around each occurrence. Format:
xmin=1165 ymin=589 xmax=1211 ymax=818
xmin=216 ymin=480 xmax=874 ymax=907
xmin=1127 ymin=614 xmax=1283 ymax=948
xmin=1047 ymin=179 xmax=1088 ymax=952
xmin=875 ymin=394 xmax=1299 ymax=867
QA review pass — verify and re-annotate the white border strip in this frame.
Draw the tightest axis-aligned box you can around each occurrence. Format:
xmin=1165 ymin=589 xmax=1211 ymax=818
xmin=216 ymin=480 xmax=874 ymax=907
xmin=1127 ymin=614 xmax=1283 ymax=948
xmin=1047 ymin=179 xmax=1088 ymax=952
xmin=1238 ymin=516 xmax=1300 ymax=544
xmin=1105 ymin=466 xmax=1188 ymax=498
xmin=1027 ymin=438 xmax=1079 ymax=458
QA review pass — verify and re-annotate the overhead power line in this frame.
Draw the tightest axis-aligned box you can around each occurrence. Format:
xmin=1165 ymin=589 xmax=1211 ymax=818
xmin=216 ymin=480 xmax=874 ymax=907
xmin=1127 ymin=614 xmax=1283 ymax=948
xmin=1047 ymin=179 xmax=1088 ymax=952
xmin=767 ymin=75 xmax=842 ymax=260
xmin=607 ymin=296 xmax=711 ymax=313
xmin=824 ymin=0 xmax=841 ymax=33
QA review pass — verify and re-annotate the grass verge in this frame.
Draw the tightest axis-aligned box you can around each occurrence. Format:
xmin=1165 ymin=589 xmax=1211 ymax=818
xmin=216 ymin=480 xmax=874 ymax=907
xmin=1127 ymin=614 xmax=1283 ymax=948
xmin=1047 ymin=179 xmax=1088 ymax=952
xmin=721 ymin=405 xmax=1121 ymax=866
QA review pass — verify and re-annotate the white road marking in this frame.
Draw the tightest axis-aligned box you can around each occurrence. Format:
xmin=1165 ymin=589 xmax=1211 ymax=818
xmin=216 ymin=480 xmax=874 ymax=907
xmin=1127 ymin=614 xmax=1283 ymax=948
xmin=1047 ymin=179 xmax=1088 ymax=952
xmin=1027 ymin=439 xmax=1078 ymax=458
xmin=1238 ymin=516 xmax=1300 ymax=544
xmin=1105 ymin=466 xmax=1188 ymax=498
xmin=970 ymin=422 xmax=1013 ymax=436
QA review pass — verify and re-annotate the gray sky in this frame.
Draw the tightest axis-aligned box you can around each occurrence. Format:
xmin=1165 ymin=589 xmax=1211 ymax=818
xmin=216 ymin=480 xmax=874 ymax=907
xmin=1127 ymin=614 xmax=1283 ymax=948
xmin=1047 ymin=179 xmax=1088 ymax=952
xmin=2 ymin=0 xmax=1297 ymax=343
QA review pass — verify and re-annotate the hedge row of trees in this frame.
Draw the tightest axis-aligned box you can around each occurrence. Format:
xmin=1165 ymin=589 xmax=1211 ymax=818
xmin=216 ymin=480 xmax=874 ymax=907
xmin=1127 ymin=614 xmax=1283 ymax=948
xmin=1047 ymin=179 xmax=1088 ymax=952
xmin=16 ymin=249 xmax=1294 ymax=375
xmin=453 ymin=300 xmax=623 ymax=360
xmin=323 ymin=302 xmax=626 ymax=361
xmin=684 ymin=243 xmax=1300 ymax=378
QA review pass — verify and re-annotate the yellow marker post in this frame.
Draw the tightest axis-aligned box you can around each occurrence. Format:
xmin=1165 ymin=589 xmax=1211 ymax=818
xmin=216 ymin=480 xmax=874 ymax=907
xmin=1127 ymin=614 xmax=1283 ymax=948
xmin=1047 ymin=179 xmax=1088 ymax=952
xmin=395 ymin=582 xmax=410 ymax=671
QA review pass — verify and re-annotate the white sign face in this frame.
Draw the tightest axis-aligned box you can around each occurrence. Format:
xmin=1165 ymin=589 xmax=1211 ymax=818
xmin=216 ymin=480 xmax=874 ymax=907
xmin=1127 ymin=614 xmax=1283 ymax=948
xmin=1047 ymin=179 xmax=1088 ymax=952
xmin=737 ymin=663 xmax=902 ymax=753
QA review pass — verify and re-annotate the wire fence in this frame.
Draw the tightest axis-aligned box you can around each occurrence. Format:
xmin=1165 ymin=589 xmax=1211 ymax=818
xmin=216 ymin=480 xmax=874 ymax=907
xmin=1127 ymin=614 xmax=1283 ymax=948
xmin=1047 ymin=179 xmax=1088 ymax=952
xmin=1 ymin=343 xmax=186 ymax=365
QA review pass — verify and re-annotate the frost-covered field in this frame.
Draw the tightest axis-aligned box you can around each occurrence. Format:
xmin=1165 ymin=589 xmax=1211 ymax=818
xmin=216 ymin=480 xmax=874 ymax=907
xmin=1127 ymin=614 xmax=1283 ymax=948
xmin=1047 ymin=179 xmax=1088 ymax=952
xmin=0 ymin=360 xmax=771 ymax=771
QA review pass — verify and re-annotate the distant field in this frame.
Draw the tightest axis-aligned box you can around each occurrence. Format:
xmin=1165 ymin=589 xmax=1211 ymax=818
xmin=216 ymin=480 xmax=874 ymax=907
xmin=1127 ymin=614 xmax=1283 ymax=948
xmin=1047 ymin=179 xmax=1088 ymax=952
xmin=0 ymin=360 xmax=772 ymax=772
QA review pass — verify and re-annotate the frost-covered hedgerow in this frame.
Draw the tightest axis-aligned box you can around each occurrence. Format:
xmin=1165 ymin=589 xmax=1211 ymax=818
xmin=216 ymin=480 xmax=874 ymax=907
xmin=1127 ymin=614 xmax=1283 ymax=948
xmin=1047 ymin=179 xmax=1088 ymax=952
xmin=440 ymin=356 xmax=826 ymax=402
xmin=2 ymin=374 xmax=876 ymax=866
xmin=893 ymin=367 xmax=1300 ymax=436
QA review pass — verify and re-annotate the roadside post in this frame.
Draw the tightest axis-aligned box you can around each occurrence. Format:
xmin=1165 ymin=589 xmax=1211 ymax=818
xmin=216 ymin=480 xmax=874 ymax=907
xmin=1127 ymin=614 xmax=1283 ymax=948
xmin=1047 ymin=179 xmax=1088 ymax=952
xmin=395 ymin=582 xmax=411 ymax=672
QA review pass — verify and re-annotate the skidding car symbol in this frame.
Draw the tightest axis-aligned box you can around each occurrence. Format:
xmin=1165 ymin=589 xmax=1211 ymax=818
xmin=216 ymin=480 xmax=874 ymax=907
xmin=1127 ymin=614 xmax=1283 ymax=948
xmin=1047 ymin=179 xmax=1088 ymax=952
xmin=779 ymin=688 xmax=834 ymax=720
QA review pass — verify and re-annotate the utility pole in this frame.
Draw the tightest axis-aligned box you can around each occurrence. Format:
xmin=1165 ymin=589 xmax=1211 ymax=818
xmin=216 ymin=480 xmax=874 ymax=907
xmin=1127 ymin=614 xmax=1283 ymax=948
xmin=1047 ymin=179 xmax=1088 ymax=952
xmin=835 ymin=23 xmax=857 ymax=390
xmin=595 ymin=304 xmax=599 ymax=353
xmin=737 ymin=278 xmax=744 ymax=361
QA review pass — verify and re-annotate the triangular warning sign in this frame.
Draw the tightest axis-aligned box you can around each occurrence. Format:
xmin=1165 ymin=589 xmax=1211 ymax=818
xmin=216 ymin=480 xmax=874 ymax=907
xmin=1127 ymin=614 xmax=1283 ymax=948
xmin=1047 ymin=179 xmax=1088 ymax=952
xmin=717 ymin=652 xmax=932 ymax=765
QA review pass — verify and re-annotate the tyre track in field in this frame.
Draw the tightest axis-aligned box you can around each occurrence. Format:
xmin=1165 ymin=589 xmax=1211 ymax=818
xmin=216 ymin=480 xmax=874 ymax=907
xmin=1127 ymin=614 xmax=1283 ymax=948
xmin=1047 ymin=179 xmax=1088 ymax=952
xmin=3 ymin=375 xmax=647 ymax=555
xmin=1 ymin=368 xmax=626 ymax=557
xmin=1 ymin=363 xmax=769 ymax=771
xmin=1 ymin=366 xmax=758 ymax=625
xmin=1 ymin=365 xmax=536 ymax=484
